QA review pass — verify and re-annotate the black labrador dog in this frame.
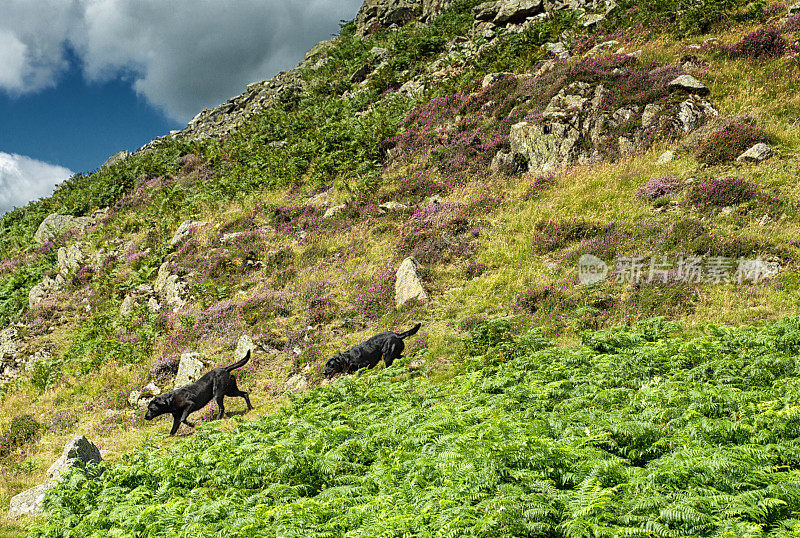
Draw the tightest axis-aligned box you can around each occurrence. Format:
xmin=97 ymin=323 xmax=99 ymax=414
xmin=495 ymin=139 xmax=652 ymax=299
xmin=324 ymin=323 xmax=421 ymax=377
xmin=144 ymin=350 xmax=253 ymax=435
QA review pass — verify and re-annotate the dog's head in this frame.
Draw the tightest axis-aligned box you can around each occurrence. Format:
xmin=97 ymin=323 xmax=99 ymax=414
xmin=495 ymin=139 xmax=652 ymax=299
xmin=323 ymin=353 xmax=345 ymax=378
xmin=144 ymin=394 xmax=173 ymax=421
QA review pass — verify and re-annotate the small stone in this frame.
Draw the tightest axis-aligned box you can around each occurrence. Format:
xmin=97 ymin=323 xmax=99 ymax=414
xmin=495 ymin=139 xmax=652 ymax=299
xmin=720 ymin=206 xmax=734 ymax=216
xmin=582 ymin=13 xmax=605 ymax=27
xmin=379 ymin=201 xmax=408 ymax=212
xmin=758 ymin=214 xmax=772 ymax=227
xmin=656 ymin=150 xmax=675 ymax=164
xmin=323 ymin=204 xmax=346 ymax=219
xmin=587 ymin=40 xmax=619 ymax=56
xmin=285 ymin=374 xmax=308 ymax=393
xmin=545 ymin=42 xmax=570 ymax=59
xmin=667 ymin=75 xmax=710 ymax=96
xmin=736 ymin=143 xmax=773 ymax=163
xmin=482 ymin=72 xmax=514 ymax=88
xmin=235 ymin=334 xmax=254 ymax=360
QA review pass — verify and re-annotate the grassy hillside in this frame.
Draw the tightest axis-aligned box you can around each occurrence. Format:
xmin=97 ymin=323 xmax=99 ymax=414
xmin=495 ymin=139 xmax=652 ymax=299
xmin=1 ymin=0 xmax=800 ymax=535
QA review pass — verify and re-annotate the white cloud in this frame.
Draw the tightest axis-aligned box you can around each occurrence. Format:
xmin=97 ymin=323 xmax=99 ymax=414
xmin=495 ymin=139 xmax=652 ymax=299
xmin=0 ymin=152 xmax=73 ymax=214
xmin=0 ymin=0 xmax=363 ymax=120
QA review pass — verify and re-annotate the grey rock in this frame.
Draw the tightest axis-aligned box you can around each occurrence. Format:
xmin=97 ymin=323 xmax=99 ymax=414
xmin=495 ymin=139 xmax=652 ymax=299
xmin=656 ymin=150 xmax=675 ymax=164
xmin=545 ymin=42 xmax=570 ymax=59
xmin=587 ymin=40 xmax=619 ymax=56
xmin=305 ymin=190 xmax=334 ymax=208
xmin=582 ymin=13 xmax=605 ymax=26
xmin=236 ymin=334 xmax=254 ymax=361
xmin=154 ymin=262 xmax=188 ymax=311
xmin=175 ymin=352 xmax=205 ymax=389
xmin=482 ymin=72 xmax=514 ymax=88
xmin=323 ymin=204 xmax=347 ymax=219
xmin=57 ymin=242 xmax=88 ymax=275
xmin=395 ymin=257 xmax=428 ymax=308
xmin=120 ymin=294 xmax=137 ymax=316
xmin=473 ymin=1 xmax=499 ymax=20
xmin=789 ymin=2 xmax=800 ymax=14
xmin=398 ymin=78 xmax=425 ymax=97
xmin=8 ymin=483 xmax=50 ymax=520
xmin=379 ymin=201 xmax=409 ymax=212
xmin=147 ymin=297 xmax=161 ymax=313
xmin=667 ymin=75 xmax=710 ymax=96
xmin=28 ymin=276 xmax=61 ymax=309
xmin=100 ymin=150 xmax=129 ymax=169
xmin=736 ymin=143 xmax=774 ymax=163
xmin=34 ymin=214 xmax=92 ymax=245
xmin=285 ymin=374 xmax=309 ymax=393
xmin=170 ymin=220 xmax=207 ymax=247
xmin=493 ymin=0 xmax=543 ymax=24
xmin=46 ymin=435 xmax=103 ymax=482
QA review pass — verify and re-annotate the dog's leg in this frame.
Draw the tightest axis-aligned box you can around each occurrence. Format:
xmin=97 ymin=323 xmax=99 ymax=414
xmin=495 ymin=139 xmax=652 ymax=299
xmin=170 ymin=414 xmax=181 ymax=435
xmin=226 ymin=376 xmax=253 ymax=410
xmin=215 ymin=394 xmax=225 ymax=420
xmin=179 ymin=406 xmax=194 ymax=428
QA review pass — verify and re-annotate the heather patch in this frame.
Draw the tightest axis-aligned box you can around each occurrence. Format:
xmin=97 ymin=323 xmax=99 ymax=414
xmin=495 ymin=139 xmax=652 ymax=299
xmin=696 ymin=121 xmax=773 ymax=164
xmin=399 ymin=197 xmax=501 ymax=264
xmin=785 ymin=13 xmax=800 ymax=32
xmin=149 ymin=353 xmax=181 ymax=383
xmin=685 ymin=176 xmax=760 ymax=208
xmin=352 ymin=264 xmax=396 ymax=320
xmin=240 ymin=290 xmax=294 ymax=326
xmin=531 ymin=218 xmax=605 ymax=254
xmin=523 ymin=174 xmax=557 ymax=200
xmin=729 ymin=27 xmax=787 ymax=59
xmin=635 ymin=175 xmax=683 ymax=201
xmin=48 ymin=411 xmax=79 ymax=435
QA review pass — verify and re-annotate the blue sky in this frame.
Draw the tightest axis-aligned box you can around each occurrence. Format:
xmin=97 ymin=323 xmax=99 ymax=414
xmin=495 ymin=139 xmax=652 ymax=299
xmin=0 ymin=0 xmax=363 ymax=214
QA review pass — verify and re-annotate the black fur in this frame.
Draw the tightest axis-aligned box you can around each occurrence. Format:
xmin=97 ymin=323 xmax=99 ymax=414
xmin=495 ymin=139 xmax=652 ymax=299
xmin=324 ymin=323 xmax=421 ymax=377
xmin=144 ymin=350 xmax=253 ymax=435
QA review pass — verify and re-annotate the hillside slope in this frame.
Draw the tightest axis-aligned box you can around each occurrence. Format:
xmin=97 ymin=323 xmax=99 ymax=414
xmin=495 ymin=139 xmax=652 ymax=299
xmin=1 ymin=0 xmax=800 ymax=535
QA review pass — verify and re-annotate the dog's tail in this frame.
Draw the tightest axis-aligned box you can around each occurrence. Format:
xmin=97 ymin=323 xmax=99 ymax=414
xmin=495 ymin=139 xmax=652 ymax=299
xmin=224 ymin=350 xmax=251 ymax=372
xmin=397 ymin=323 xmax=421 ymax=340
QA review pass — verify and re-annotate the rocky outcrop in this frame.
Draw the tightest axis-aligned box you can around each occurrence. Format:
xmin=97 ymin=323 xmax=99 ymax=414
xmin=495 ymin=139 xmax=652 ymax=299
xmin=505 ymin=77 xmax=717 ymax=173
xmin=169 ymin=220 xmax=208 ymax=247
xmin=100 ymin=150 xmax=130 ymax=169
xmin=395 ymin=257 xmax=428 ymax=308
xmin=355 ymin=0 xmax=455 ymax=34
xmin=33 ymin=214 xmax=92 ymax=245
xmin=8 ymin=435 xmax=103 ymax=520
xmin=154 ymin=263 xmax=190 ymax=311
xmin=128 ymin=382 xmax=162 ymax=409
xmin=174 ymin=351 xmax=205 ymax=389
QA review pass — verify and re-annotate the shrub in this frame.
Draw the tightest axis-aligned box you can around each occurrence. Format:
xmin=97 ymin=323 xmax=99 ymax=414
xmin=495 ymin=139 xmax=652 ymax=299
xmin=785 ymin=13 xmax=800 ymax=32
xmin=685 ymin=176 xmax=760 ymax=208
xmin=0 ymin=414 xmax=41 ymax=458
xmin=149 ymin=353 xmax=181 ymax=383
xmin=730 ymin=26 xmax=787 ymax=59
xmin=696 ymin=122 xmax=773 ymax=164
xmin=635 ymin=175 xmax=683 ymax=201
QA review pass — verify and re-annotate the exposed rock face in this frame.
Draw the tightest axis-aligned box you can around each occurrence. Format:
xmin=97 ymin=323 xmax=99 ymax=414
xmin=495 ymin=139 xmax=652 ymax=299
xmin=508 ymin=78 xmax=717 ymax=173
xmin=395 ymin=257 xmax=428 ymax=308
xmin=0 ymin=327 xmax=26 ymax=384
xmin=737 ymin=143 xmax=774 ymax=163
xmin=355 ymin=0 xmax=455 ymax=34
xmin=285 ymin=374 xmax=309 ymax=393
xmin=57 ymin=242 xmax=88 ymax=275
xmin=100 ymin=150 xmax=130 ymax=169
xmin=154 ymin=262 xmax=189 ymax=311
xmin=170 ymin=220 xmax=208 ymax=247
xmin=33 ymin=214 xmax=92 ymax=245
xmin=8 ymin=435 xmax=103 ymax=520
xmin=174 ymin=351 xmax=205 ymax=389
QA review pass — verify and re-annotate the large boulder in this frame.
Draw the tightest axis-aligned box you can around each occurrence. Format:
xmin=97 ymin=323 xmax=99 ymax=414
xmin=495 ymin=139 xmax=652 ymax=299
xmin=46 ymin=435 xmax=103 ymax=481
xmin=736 ymin=143 xmax=774 ymax=163
xmin=33 ymin=214 xmax=92 ymax=245
xmin=8 ymin=435 xmax=103 ymax=520
xmin=57 ymin=242 xmax=89 ymax=275
xmin=235 ymin=334 xmax=254 ymax=361
xmin=174 ymin=351 xmax=205 ymax=389
xmin=355 ymin=0 xmax=455 ymax=34
xmin=395 ymin=257 xmax=429 ymax=308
